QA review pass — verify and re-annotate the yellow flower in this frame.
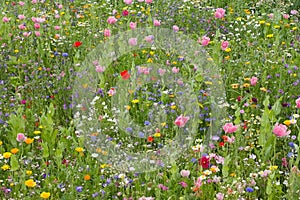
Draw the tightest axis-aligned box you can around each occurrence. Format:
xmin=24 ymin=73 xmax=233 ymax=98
xmin=147 ymin=58 xmax=153 ymax=63
xmin=161 ymin=122 xmax=166 ymax=127
xmin=172 ymin=61 xmax=177 ymax=65
xmin=40 ymin=192 xmax=51 ymax=199
xmin=170 ymin=105 xmax=176 ymax=109
xmin=1 ymin=165 xmax=10 ymax=171
xmin=292 ymin=27 xmax=297 ymax=30
xmin=225 ymin=48 xmax=231 ymax=52
xmin=26 ymin=170 xmax=32 ymax=175
xmin=10 ymin=148 xmax=19 ymax=154
xmin=25 ymin=138 xmax=34 ymax=144
xmin=260 ymin=87 xmax=267 ymax=92
xmin=14 ymin=50 xmax=19 ymax=53
xmin=231 ymin=84 xmax=239 ymax=89
xmin=230 ymin=172 xmax=236 ymax=177
xmin=284 ymin=119 xmax=297 ymax=126
xmin=210 ymin=166 xmax=220 ymax=173
xmin=225 ymin=56 xmax=230 ymax=60
xmin=244 ymin=78 xmax=250 ymax=81
xmin=154 ymin=132 xmax=161 ymax=137
xmin=243 ymin=83 xmax=250 ymax=88
xmin=25 ymin=179 xmax=36 ymax=188
xmin=3 ymin=152 xmax=12 ymax=159
xmin=126 ymin=105 xmax=131 ymax=110
xmin=131 ymin=99 xmax=139 ymax=104
xmin=259 ymin=20 xmax=265 ymax=24
xmin=0 ymin=140 xmax=2 ymax=146
xmin=149 ymin=51 xmax=155 ymax=56
xmin=269 ymin=166 xmax=278 ymax=171
xmin=75 ymin=147 xmax=84 ymax=153
xmin=33 ymin=130 xmax=41 ymax=134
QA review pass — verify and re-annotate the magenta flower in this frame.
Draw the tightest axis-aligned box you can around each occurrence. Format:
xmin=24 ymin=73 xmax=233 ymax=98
xmin=130 ymin=22 xmax=137 ymax=30
xmin=200 ymin=36 xmax=210 ymax=46
xmin=221 ymin=41 xmax=229 ymax=50
xmin=215 ymin=8 xmax=226 ymax=19
xmin=175 ymin=115 xmax=189 ymax=127
xmin=107 ymin=16 xmax=117 ymax=24
xmin=2 ymin=17 xmax=10 ymax=22
xmin=153 ymin=19 xmax=161 ymax=27
xmin=273 ymin=123 xmax=291 ymax=137
xmin=250 ymin=76 xmax=258 ymax=86
xmin=103 ymin=29 xmax=111 ymax=37
xmin=17 ymin=133 xmax=27 ymax=142
xmin=296 ymin=98 xmax=300 ymax=108
xmin=179 ymin=181 xmax=188 ymax=188
xmin=222 ymin=123 xmax=238 ymax=133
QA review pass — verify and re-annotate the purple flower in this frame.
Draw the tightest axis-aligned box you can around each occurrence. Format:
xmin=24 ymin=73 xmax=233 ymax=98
xmin=76 ymin=186 xmax=83 ymax=192
xmin=246 ymin=187 xmax=254 ymax=192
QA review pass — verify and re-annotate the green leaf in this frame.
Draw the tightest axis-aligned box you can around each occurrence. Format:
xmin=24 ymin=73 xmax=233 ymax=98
xmin=10 ymin=155 xmax=19 ymax=171
xmin=42 ymin=142 xmax=49 ymax=158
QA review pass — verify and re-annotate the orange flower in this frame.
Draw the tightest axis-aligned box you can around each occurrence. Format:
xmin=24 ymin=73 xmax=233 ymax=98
xmin=25 ymin=138 xmax=34 ymax=144
xmin=10 ymin=148 xmax=19 ymax=154
xmin=84 ymin=174 xmax=91 ymax=181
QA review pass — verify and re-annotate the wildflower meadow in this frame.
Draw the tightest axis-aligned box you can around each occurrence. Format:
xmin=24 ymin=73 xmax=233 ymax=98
xmin=0 ymin=0 xmax=300 ymax=199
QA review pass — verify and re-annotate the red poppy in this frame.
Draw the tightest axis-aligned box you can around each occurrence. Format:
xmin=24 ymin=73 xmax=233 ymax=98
xmin=219 ymin=141 xmax=225 ymax=147
xmin=121 ymin=70 xmax=130 ymax=80
xmin=147 ymin=136 xmax=154 ymax=142
xmin=73 ymin=41 xmax=82 ymax=47
xmin=199 ymin=156 xmax=210 ymax=169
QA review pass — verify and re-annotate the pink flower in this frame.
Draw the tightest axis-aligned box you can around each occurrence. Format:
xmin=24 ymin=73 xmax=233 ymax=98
xmin=180 ymin=170 xmax=190 ymax=177
xmin=103 ymin=29 xmax=111 ymax=37
xmin=55 ymin=14 xmax=60 ymax=19
xmin=221 ymin=41 xmax=229 ymax=50
xmin=194 ymin=177 xmax=202 ymax=188
xmin=58 ymin=4 xmax=63 ymax=9
xmin=215 ymin=8 xmax=225 ymax=19
xmin=145 ymin=0 xmax=153 ymax=3
xmin=179 ymin=181 xmax=188 ymax=188
xmin=283 ymin=14 xmax=289 ymax=19
xmin=175 ymin=114 xmax=189 ymax=127
xmin=158 ymin=68 xmax=166 ymax=76
xmin=54 ymin=26 xmax=60 ymax=30
xmin=34 ymin=23 xmax=40 ymax=29
xmin=35 ymin=31 xmax=41 ymax=37
xmin=223 ymin=123 xmax=238 ymax=133
xmin=216 ymin=193 xmax=224 ymax=200
xmin=31 ymin=0 xmax=38 ymax=3
xmin=19 ymin=1 xmax=25 ymax=6
xmin=18 ymin=15 xmax=26 ymax=20
xmin=96 ymin=66 xmax=105 ymax=73
xmin=23 ymin=32 xmax=31 ymax=37
xmin=296 ymin=98 xmax=300 ymax=108
xmin=291 ymin=10 xmax=298 ymax=15
xmin=128 ymin=38 xmax=137 ymax=46
xmin=200 ymin=36 xmax=210 ymax=46
xmin=273 ymin=123 xmax=291 ymax=137
xmin=129 ymin=22 xmax=137 ymax=30
xmin=172 ymin=67 xmax=179 ymax=73
xmin=250 ymin=76 xmax=258 ymax=86
xmin=124 ymin=0 xmax=132 ymax=4
xmin=18 ymin=24 xmax=26 ymax=30
xmin=153 ymin=19 xmax=161 ymax=26
xmin=107 ymin=16 xmax=117 ymax=24
xmin=268 ymin=13 xmax=274 ymax=18
xmin=17 ymin=133 xmax=26 ymax=142
xmin=2 ymin=17 xmax=10 ymax=22
xmin=172 ymin=25 xmax=179 ymax=32
xmin=145 ymin=35 xmax=154 ymax=43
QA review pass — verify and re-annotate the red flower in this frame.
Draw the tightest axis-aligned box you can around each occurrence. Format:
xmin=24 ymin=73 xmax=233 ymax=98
xmin=199 ymin=156 xmax=210 ymax=169
xmin=73 ymin=41 xmax=82 ymax=47
xmin=219 ymin=141 xmax=225 ymax=147
xmin=147 ymin=136 xmax=154 ymax=142
xmin=121 ymin=70 xmax=130 ymax=80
